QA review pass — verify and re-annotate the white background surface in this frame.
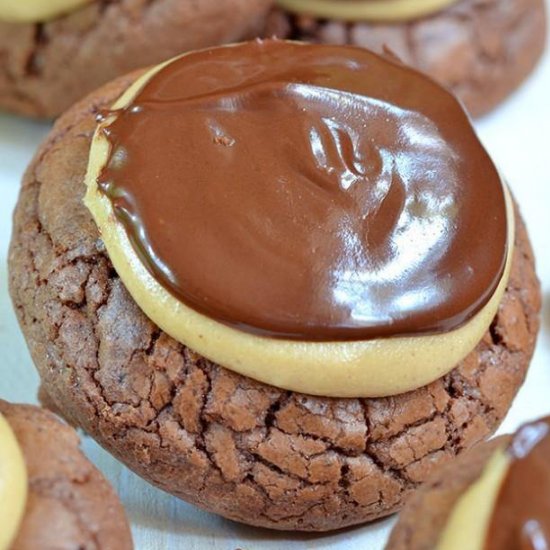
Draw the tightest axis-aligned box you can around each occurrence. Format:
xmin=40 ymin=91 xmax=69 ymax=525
xmin=1 ymin=25 xmax=550 ymax=550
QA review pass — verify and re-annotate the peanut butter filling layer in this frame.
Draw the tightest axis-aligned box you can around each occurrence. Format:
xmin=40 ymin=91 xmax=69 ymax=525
xmin=85 ymin=40 xmax=512 ymax=398
xmin=437 ymin=449 xmax=510 ymax=550
xmin=0 ymin=0 xmax=91 ymax=23
xmin=276 ymin=0 xmax=458 ymax=22
xmin=0 ymin=413 xmax=27 ymax=550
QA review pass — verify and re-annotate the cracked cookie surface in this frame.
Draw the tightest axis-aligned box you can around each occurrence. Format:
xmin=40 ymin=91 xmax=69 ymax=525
xmin=0 ymin=0 xmax=271 ymax=118
xmin=264 ymin=0 xmax=547 ymax=117
xmin=8 ymin=72 xmax=541 ymax=531
xmin=0 ymin=400 xmax=132 ymax=549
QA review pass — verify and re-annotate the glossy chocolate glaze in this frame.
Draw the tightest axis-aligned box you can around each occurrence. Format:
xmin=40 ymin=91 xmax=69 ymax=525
xmin=97 ymin=39 xmax=507 ymax=341
xmin=485 ymin=417 xmax=550 ymax=550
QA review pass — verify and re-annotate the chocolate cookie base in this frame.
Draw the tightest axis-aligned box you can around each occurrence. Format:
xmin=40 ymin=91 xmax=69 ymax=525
xmin=264 ymin=0 xmax=547 ymax=117
xmin=8 ymin=72 xmax=540 ymax=531
xmin=0 ymin=400 xmax=132 ymax=549
xmin=0 ymin=0 xmax=271 ymax=118
xmin=385 ymin=436 xmax=511 ymax=549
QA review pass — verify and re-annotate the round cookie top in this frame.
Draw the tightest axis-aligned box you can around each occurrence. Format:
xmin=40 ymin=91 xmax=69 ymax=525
xmin=86 ymin=39 xmax=513 ymax=397
xmin=95 ymin=39 xmax=507 ymax=341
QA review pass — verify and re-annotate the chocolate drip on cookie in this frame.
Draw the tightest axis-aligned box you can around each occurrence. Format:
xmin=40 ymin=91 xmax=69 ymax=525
xmin=97 ymin=39 xmax=507 ymax=341
xmin=485 ymin=417 xmax=550 ymax=550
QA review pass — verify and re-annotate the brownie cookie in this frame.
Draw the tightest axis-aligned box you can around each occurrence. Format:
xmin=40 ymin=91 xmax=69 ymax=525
xmin=264 ymin=0 xmax=547 ymax=117
xmin=387 ymin=416 xmax=550 ymax=549
xmin=385 ymin=437 xmax=508 ymax=549
xmin=0 ymin=0 xmax=271 ymax=118
xmin=0 ymin=399 xmax=132 ymax=549
xmin=9 ymin=51 xmax=541 ymax=531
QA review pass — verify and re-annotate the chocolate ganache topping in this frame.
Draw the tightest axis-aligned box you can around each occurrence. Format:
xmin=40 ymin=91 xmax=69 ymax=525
xmin=97 ymin=39 xmax=507 ymax=341
xmin=485 ymin=417 xmax=550 ymax=550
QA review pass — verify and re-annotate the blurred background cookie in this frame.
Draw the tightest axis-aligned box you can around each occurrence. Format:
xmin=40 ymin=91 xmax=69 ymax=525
xmin=0 ymin=0 xmax=271 ymax=118
xmin=386 ymin=416 xmax=550 ymax=549
xmin=0 ymin=399 xmax=132 ymax=549
xmin=264 ymin=0 xmax=547 ymax=116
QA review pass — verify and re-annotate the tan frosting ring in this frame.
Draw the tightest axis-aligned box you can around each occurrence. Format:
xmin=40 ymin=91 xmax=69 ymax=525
xmin=84 ymin=51 xmax=514 ymax=398
xmin=436 ymin=447 xmax=509 ymax=550
xmin=276 ymin=0 xmax=457 ymax=22
xmin=0 ymin=0 xmax=91 ymax=23
xmin=0 ymin=413 xmax=28 ymax=550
